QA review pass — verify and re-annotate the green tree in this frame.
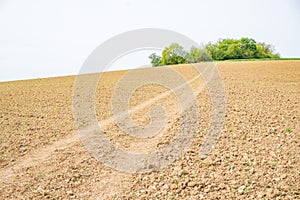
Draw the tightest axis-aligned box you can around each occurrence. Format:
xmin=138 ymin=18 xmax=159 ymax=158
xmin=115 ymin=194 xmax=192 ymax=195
xmin=186 ymin=47 xmax=212 ymax=63
xmin=148 ymin=53 xmax=162 ymax=67
xmin=205 ymin=42 xmax=218 ymax=60
xmin=161 ymin=43 xmax=188 ymax=65
xmin=239 ymin=38 xmax=257 ymax=58
xmin=256 ymin=42 xmax=280 ymax=58
xmin=218 ymin=39 xmax=235 ymax=60
xmin=226 ymin=43 xmax=243 ymax=59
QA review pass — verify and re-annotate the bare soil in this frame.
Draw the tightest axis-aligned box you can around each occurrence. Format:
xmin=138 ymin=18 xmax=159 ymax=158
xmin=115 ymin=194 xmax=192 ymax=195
xmin=0 ymin=60 xmax=299 ymax=199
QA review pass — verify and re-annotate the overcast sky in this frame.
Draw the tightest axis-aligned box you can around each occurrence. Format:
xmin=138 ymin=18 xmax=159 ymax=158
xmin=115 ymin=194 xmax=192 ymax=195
xmin=0 ymin=0 xmax=299 ymax=82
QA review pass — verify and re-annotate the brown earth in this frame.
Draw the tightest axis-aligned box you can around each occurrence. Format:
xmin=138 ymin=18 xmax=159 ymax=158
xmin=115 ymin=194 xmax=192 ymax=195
xmin=0 ymin=60 xmax=299 ymax=199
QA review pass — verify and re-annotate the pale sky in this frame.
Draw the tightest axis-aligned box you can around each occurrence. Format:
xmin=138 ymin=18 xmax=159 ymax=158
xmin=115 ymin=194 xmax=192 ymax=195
xmin=0 ymin=0 xmax=299 ymax=82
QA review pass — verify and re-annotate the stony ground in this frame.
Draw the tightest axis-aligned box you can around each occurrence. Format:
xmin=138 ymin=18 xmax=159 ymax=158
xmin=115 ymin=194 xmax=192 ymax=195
xmin=0 ymin=60 xmax=299 ymax=199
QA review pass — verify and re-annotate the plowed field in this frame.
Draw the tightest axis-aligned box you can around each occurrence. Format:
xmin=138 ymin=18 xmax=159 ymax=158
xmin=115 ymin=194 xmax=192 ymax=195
xmin=0 ymin=60 xmax=299 ymax=199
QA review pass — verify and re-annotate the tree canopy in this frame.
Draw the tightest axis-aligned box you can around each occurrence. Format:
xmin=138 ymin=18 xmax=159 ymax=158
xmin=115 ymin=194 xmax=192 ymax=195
xmin=149 ymin=38 xmax=280 ymax=66
xmin=161 ymin=43 xmax=188 ymax=65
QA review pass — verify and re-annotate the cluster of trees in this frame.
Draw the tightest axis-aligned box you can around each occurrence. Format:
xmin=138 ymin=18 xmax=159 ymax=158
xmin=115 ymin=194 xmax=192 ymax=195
xmin=206 ymin=38 xmax=280 ymax=60
xmin=149 ymin=43 xmax=211 ymax=67
xmin=149 ymin=38 xmax=280 ymax=66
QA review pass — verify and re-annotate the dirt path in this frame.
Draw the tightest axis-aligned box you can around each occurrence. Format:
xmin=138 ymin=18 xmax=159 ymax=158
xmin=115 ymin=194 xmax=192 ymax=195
xmin=0 ymin=134 xmax=79 ymax=181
